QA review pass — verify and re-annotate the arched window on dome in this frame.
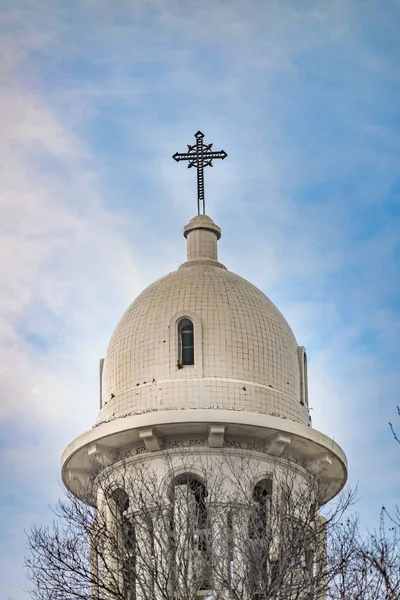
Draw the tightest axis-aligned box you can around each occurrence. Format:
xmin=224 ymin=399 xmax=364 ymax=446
xmin=248 ymin=479 xmax=272 ymax=539
xmin=178 ymin=318 xmax=194 ymax=366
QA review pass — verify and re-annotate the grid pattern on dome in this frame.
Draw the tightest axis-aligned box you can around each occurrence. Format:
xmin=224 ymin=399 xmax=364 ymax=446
xmin=100 ymin=266 xmax=309 ymax=426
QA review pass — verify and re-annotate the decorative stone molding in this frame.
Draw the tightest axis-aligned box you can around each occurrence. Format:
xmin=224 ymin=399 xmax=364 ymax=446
xmin=208 ymin=425 xmax=226 ymax=448
xmin=281 ymin=451 xmax=304 ymax=466
xmin=119 ymin=446 xmax=147 ymax=460
xmin=94 ymin=405 xmax=309 ymax=429
xmin=139 ymin=428 xmax=163 ymax=452
xmin=67 ymin=468 xmax=88 ymax=489
xmin=226 ymin=440 xmax=263 ymax=452
xmin=267 ymin=433 xmax=292 ymax=457
xmin=166 ymin=439 xmax=205 ymax=448
xmin=305 ymin=454 xmax=333 ymax=475
xmin=64 ymin=409 xmax=347 ymax=504
xmin=87 ymin=444 xmax=114 ymax=469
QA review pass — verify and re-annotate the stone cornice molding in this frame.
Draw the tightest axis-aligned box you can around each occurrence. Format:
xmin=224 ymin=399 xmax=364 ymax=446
xmin=62 ymin=409 xmax=347 ymax=505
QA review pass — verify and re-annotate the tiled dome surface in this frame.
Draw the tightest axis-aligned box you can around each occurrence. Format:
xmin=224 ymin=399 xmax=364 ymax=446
xmin=99 ymin=262 xmax=309 ymax=426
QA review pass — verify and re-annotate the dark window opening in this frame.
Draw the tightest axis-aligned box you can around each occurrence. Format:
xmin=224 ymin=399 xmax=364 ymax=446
xmin=227 ymin=511 xmax=234 ymax=587
xmin=170 ymin=475 xmax=211 ymax=590
xmin=172 ymin=476 xmax=208 ymax=538
xmin=110 ymin=489 xmax=136 ymax=600
xmin=249 ymin=480 xmax=272 ymax=539
xmin=111 ymin=488 xmax=129 ymax=514
xmin=179 ymin=319 xmax=194 ymax=366
xmin=122 ymin=518 xmax=136 ymax=600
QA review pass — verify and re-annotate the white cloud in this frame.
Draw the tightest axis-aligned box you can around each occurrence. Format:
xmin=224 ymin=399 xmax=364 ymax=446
xmin=0 ymin=32 xmax=152 ymax=436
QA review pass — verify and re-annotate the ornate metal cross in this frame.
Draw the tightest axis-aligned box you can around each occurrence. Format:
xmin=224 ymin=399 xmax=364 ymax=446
xmin=173 ymin=131 xmax=227 ymax=215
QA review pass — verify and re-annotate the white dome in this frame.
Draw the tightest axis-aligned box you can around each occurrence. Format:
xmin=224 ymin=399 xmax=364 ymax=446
xmin=99 ymin=216 xmax=310 ymax=426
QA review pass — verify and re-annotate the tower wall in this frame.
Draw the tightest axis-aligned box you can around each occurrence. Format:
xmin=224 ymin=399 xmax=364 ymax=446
xmin=92 ymin=448 xmax=320 ymax=600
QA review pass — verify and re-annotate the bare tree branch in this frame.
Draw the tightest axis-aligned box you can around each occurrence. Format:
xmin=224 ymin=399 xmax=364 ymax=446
xmin=26 ymin=450 xmax=398 ymax=600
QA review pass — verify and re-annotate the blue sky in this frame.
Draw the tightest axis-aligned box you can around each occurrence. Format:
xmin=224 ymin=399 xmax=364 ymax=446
xmin=0 ymin=0 xmax=399 ymax=597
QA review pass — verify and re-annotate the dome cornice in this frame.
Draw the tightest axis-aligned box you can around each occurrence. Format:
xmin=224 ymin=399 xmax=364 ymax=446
xmin=62 ymin=409 xmax=347 ymax=505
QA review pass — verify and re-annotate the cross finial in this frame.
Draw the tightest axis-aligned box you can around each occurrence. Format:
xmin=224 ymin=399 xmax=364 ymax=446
xmin=173 ymin=131 xmax=227 ymax=215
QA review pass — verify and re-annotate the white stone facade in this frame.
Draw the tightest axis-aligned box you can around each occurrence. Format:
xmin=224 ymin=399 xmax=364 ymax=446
xmin=61 ymin=212 xmax=347 ymax=600
xmin=63 ymin=213 xmax=347 ymax=500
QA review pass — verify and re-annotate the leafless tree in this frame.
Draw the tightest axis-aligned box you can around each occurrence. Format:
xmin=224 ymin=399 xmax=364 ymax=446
xmin=389 ymin=406 xmax=400 ymax=445
xmin=328 ymin=507 xmax=400 ymax=600
xmin=26 ymin=450 xmax=355 ymax=600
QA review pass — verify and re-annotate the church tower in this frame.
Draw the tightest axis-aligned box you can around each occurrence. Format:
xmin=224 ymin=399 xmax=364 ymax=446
xmin=62 ymin=133 xmax=347 ymax=599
